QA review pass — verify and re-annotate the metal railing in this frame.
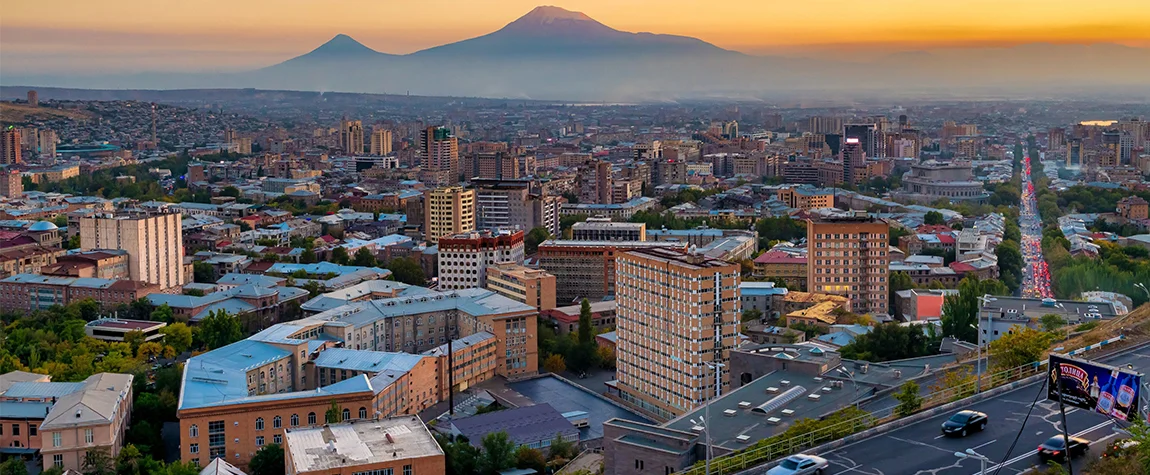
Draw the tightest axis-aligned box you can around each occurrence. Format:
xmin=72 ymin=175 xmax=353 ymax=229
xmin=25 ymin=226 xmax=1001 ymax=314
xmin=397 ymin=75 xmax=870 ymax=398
xmin=674 ymin=360 xmax=1047 ymax=475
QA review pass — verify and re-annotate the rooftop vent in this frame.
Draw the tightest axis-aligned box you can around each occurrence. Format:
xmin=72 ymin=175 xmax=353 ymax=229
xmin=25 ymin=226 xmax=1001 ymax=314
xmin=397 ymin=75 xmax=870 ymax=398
xmin=765 ymin=387 xmax=779 ymax=394
xmin=780 ymin=380 xmax=791 ymax=386
xmin=807 ymin=394 xmax=822 ymax=401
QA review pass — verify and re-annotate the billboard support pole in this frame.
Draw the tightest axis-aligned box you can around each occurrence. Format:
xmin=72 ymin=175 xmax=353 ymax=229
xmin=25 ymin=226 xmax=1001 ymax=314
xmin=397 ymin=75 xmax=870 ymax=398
xmin=1055 ymin=364 xmax=1075 ymax=475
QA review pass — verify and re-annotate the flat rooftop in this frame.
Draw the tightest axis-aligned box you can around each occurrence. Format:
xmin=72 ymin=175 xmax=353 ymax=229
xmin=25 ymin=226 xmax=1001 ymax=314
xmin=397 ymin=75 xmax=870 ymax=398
xmin=85 ymin=318 xmax=166 ymax=331
xmin=284 ymin=416 xmax=443 ymax=472
xmin=622 ymin=247 xmax=734 ymax=270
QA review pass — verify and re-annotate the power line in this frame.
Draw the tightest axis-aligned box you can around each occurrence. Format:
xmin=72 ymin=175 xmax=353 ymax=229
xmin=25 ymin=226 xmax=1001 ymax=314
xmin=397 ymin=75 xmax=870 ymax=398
xmin=992 ymin=376 xmax=1048 ymax=475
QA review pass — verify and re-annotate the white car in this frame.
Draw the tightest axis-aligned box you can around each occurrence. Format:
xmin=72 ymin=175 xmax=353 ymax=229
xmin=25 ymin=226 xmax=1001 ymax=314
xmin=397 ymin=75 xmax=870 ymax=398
xmin=767 ymin=454 xmax=829 ymax=475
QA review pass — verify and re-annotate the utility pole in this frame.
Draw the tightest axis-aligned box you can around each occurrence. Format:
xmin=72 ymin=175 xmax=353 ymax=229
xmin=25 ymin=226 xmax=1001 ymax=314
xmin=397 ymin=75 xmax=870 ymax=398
xmin=1054 ymin=364 xmax=1075 ymax=475
xmin=448 ymin=310 xmax=457 ymax=416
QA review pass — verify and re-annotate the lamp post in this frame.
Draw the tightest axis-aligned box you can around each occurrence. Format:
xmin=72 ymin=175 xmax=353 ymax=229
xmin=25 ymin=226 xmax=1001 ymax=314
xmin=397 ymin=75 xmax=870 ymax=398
xmin=955 ymin=448 xmax=990 ymax=475
xmin=1136 ymin=283 xmax=1149 ymax=300
xmin=837 ymin=367 xmax=859 ymax=407
xmin=695 ymin=361 xmax=724 ymax=475
xmin=974 ymin=294 xmax=997 ymax=393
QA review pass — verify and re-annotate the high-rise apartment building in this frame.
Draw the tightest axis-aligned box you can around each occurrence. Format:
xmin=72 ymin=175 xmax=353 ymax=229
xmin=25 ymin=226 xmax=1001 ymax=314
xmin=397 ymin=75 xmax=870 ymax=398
xmin=0 ymin=170 xmax=22 ymax=198
xmin=26 ymin=90 xmax=38 ymax=107
xmin=423 ymin=186 xmax=475 ymax=244
xmin=806 ymin=213 xmax=890 ymax=314
xmin=473 ymin=179 xmax=560 ymax=236
xmin=579 ymin=160 xmax=613 ymax=204
xmin=370 ymin=128 xmax=392 ymax=155
xmin=79 ymin=213 xmax=185 ymax=290
xmin=844 ymin=123 xmax=879 ymax=158
xmin=38 ymin=129 xmax=56 ymax=159
xmin=470 ymin=151 xmax=520 ymax=180
xmin=437 ymin=230 xmax=525 ymax=290
xmin=615 ymin=247 xmax=740 ymax=420
xmin=538 ymin=240 xmax=687 ymax=307
xmin=340 ymin=119 xmax=364 ymax=155
xmin=841 ymin=137 xmax=867 ymax=186
xmin=420 ymin=126 xmax=459 ymax=186
xmin=1 ymin=127 xmax=21 ymax=165
xmin=485 ymin=262 xmax=557 ymax=311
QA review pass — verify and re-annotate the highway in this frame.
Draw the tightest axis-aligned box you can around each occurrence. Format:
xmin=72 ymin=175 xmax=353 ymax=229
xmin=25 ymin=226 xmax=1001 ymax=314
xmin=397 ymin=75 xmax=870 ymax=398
xmin=1019 ymin=155 xmax=1053 ymax=299
xmin=821 ymin=344 xmax=1150 ymax=474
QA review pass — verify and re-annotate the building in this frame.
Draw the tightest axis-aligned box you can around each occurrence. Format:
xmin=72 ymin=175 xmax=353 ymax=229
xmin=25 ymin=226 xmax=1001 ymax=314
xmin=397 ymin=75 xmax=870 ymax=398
xmin=0 ymin=371 xmax=133 ymax=473
xmin=422 ymin=187 xmax=476 ymax=244
xmin=752 ymin=250 xmax=807 ymax=289
xmin=1 ymin=127 xmax=20 ymax=165
xmin=614 ymin=247 xmax=740 ymax=420
xmin=80 ymin=213 xmax=185 ymax=290
xmin=1117 ymin=196 xmax=1149 ymax=220
xmin=897 ymin=160 xmax=988 ymax=202
xmin=541 ymin=299 xmax=616 ymax=335
xmin=470 ymin=151 xmax=520 ymax=180
xmin=473 ymin=179 xmax=561 ymax=236
xmin=978 ymin=297 xmax=1118 ymax=343
xmin=485 ymin=261 xmax=557 ymax=311
xmin=571 ymin=219 xmax=647 ymax=241
xmin=0 ymin=274 xmax=162 ymax=312
xmin=84 ymin=318 xmax=167 ymax=342
xmin=579 ymin=160 xmax=614 ymax=204
xmin=0 ymin=170 xmax=23 ymax=198
xmin=437 ymin=230 xmax=525 ymax=290
xmin=283 ymin=416 xmax=444 ymax=475
xmin=841 ymin=137 xmax=867 ymax=186
xmin=38 ymin=129 xmax=57 ymax=159
xmin=537 ymin=240 xmax=686 ymax=304
xmin=446 ymin=403 xmax=578 ymax=455
xmin=561 ymin=196 xmax=657 ymax=220
xmin=420 ymin=126 xmax=459 ymax=186
xmin=26 ymin=90 xmax=38 ymax=107
xmin=807 ymin=213 xmax=890 ymax=314
xmin=776 ymin=185 xmax=835 ymax=211
xmin=340 ymin=119 xmax=364 ymax=155
xmin=739 ymin=282 xmax=789 ymax=317
xmin=40 ymin=250 xmax=129 ymax=279
xmin=369 ymin=128 xmax=392 ymax=156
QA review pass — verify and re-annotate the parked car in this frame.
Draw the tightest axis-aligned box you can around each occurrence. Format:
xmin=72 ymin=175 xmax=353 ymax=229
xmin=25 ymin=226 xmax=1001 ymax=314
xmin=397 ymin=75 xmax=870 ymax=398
xmin=1037 ymin=435 xmax=1090 ymax=462
xmin=940 ymin=410 xmax=988 ymax=437
xmin=767 ymin=454 xmax=829 ymax=475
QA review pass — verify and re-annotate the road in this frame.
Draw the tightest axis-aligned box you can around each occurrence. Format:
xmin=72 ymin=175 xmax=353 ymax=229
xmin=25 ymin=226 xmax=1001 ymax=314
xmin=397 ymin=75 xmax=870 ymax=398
xmin=821 ymin=344 xmax=1150 ymax=474
xmin=1019 ymin=155 xmax=1053 ymax=299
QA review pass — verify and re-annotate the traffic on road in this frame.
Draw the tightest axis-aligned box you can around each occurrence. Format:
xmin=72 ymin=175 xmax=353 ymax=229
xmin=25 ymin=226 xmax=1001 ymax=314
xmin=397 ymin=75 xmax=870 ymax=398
xmin=1020 ymin=155 xmax=1053 ymax=299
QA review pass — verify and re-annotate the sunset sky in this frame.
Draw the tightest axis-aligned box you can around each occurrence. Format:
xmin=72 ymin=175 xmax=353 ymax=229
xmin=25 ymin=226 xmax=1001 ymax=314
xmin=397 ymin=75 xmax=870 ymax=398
xmin=3 ymin=0 xmax=1150 ymax=73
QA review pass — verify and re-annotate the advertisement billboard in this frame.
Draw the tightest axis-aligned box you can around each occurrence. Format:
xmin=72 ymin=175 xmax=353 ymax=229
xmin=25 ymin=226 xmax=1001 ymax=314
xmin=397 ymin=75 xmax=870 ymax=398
xmin=1048 ymin=354 xmax=1141 ymax=421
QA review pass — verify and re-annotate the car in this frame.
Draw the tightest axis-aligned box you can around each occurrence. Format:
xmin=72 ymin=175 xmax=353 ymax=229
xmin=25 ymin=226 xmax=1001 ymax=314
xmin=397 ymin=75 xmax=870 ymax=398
xmin=767 ymin=454 xmax=829 ymax=475
xmin=1037 ymin=435 xmax=1090 ymax=462
xmin=940 ymin=410 xmax=988 ymax=437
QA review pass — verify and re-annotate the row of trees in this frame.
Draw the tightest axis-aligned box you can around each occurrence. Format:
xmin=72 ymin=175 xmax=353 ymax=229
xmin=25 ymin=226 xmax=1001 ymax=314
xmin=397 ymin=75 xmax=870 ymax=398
xmin=437 ymin=431 xmax=579 ymax=475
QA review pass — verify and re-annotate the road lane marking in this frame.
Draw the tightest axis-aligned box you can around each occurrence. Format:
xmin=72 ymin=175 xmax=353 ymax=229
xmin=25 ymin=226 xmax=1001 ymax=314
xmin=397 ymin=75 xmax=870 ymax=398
xmin=971 ymin=439 xmax=998 ymax=450
xmin=973 ymin=420 xmax=1114 ymax=475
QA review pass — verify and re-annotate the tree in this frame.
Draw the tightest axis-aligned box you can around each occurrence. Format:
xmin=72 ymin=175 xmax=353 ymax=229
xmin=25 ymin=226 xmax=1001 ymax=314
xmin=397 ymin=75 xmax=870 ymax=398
xmin=325 ymin=400 xmax=341 ymax=424
xmin=196 ymin=310 xmax=243 ymax=350
xmin=82 ymin=446 xmax=115 ymax=475
xmin=889 ymin=271 xmax=914 ymax=306
xmin=989 ymin=327 xmax=1056 ymax=370
xmin=596 ymin=346 xmax=616 ymax=369
xmin=568 ymin=299 xmax=599 ymax=372
xmin=220 ymin=186 xmax=240 ymax=198
xmin=387 ymin=257 xmax=426 ymax=286
xmin=352 ymin=247 xmax=378 ymax=267
xmin=1040 ymin=314 xmax=1067 ymax=332
xmin=161 ymin=322 xmax=193 ymax=353
xmin=437 ymin=434 xmax=480 ymax=475
xmin=249 ymin=443 xmax=285 ymax=475
xmin=331 ymin=247 xmax=350 ymax=265
xmin=941 ymin=276 xmax=1009 ymax=343
xmin=548 ymin=433 xmax=577 ymax=461
xmin=192 ymin=261 xmax=214 ymax=283
xmin=929 ymin=366 xmax=977 ymax=402
xmin=150 ymin=303 xmax=174 ymax=323
xmin=515 ymin=446 xmax=547 ymax=474
xmin=525 ymin=226 xmax=551 ymax=255
xmin=123 ymin=329 xmax=147 ymax=354
xmin=889 ymin=226 xmax=912 ymax=246
xmin=895 ymin=381 xmax=923 ymax=417
xmin=300 ymin=248 xmax=318 ymax=264
xmin=924 ymin=211 xmax=945 ymax=225
xmin=137 ymin=342 xmax=164 ymax=360
xmin=0 ymin=458 xmax=28 ymax=475
xmin=742 ymin=308 xmax=764 ymax=322
xmin=543 ymin=354 xmax=566 ymax=374
xmin=577 ymin=299 xmax=594 ymax=346
xmin=839 ymin=323 xmax=936 ymax=362
xmin=479 ymin=432 xmax=516 ymax=475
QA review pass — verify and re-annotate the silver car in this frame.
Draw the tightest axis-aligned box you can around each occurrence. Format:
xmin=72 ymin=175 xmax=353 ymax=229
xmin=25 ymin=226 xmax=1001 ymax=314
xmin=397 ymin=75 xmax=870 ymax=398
xmin=767 ymin=454 xmax=829 ymax=475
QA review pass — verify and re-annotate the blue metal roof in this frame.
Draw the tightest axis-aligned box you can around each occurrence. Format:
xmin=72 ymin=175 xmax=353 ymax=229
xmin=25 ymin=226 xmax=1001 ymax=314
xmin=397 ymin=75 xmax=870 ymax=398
xmin=312 ymin=348 xmax=425 ymax=374
xmin=179 ymin=340 xmax=292 ymax=410
xmin=2 ymin=382 xmax=85 ymax=399
xmin=0 ymin=401 xmax=53 ymax=419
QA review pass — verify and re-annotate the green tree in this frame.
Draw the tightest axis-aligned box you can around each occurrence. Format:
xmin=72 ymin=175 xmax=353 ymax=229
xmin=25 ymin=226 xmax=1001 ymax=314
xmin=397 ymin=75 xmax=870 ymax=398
xmin=996 ymin=240 xmax=1024 ymax=293
xmin=840 ymin=323 xmax=936 ymax=362
xmin=196 ymin=310 xmax=243 ymax=350
xmin=889 ymin=226 xmax=912 ymax=247
xmin=941 ymin=276 xmax=1008 ymax=343
xmin=331 ymin=246 xmax=350 ymax=265
xmin=515 ymin=446 xmax=547 ymax=473
xmin=895 ymin=381 xmax=923 ymax=417
xmin=525 ymin=226 xmax=551 ymax=255
xmin=0 ymin=458 xmax=28 ymax=475
xmin=1040 ymin=314 xmax=1067 ymax=332
xmin=542 ymin=354 xmax=566 ymax=374
xmin=889 ymin=271 xmax=914 ymax=307
xmin=82 ymin=446 xmax=115 ymax=475
xmin=387 ymin=257 xmax=426 ymax=286
xmin=325 ymin=400 xmax=342 ymax=423
xmin=161 ymin=322 xmax=193 ymax=353
xmin=220 ymin=186 xmax=241 ymax=198
xmin=742 ymin=308 xmax=764 ymax=322
xmin=437 ymin=435 xmax=480 ymax=475
xmin=192 ymin=261 xmax=214 ymax=283
xmin=300 ymin=248 xmax=318 ymax=264
xmin=548 ymin=433 xmax=577 ymax=461
xmin=124 ymin=330 xmax=147 ymax=354
xmin=352 ymin=247 xmax=378 ymax=267
xmin=577 ymin=299 xmax=594 ymax=346
xmin=248 ymin=443 xmax=285 ymax=475
xmin=924 ymin=211 xmax=945 ymax=225
xmin=988 ymin=327 xmax=1056 ymax=370
xmin=150 ymin=303 xmax=175 ymax=323
xmin=479 ymin=432 xmax=516 ymax=475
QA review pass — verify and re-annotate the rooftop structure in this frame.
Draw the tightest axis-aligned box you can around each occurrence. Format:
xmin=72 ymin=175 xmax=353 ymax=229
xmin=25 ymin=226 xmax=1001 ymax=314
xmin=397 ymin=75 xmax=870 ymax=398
xmin=448 ymin=403 xmax=579 ymax=451
xmin=284 ymin=416 xmax=444 ymax=475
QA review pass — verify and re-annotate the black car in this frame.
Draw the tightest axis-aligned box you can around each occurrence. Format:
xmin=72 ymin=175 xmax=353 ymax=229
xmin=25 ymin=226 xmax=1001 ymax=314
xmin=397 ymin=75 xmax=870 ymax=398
xmin=940 ymin=410 xmax=988 ymax=437
xmin=1037 ymin=435 xmax=1090 ymax=462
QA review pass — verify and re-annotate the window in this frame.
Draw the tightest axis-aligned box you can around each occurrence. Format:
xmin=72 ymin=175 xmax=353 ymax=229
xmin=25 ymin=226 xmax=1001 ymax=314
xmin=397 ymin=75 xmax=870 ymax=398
xmin=191 ymin=458 xmax=199 ymax=467
xmin=53 ymin=454 xmax=63 ymax=468
xmin=291 ymin=414 xmax=299 ymax=427
xmin=190 ymin=425 xmax=198 ymax=438
xmin=84 ymin=428 xmax=93 ymax=444
xmin=208 ymin=420 xmax=226 ymax=459
xmin=273 ymin=434 xmax=282 ymax=445
xmin=359 ymin=407 xmax=367 ymax=419
xmin=190 ymin=443 xmax=199 ymax=454
xmin=255 ymin=418 xmax=264 ymax=431
xmin=29 ymin=425 xmax=36 ymax=436
xmin=308 ymin=412 xmax=316 ymax=425
xmin=11 ymin=425 xmax=18 ymax=436
xmin=403 ymin=465 xmax=413 ymax=475
xmin=635 ymin=460 xmax=645 ymax=470
xmin=273 ymin=416 xmax=281 ymax=429
xmin=342 ymin=408 xmax=350 ymax=421
xmin=53 ymin=432 xmax=61 ymax=447
xmin=256 ymin=436 xmax=264 ymax=447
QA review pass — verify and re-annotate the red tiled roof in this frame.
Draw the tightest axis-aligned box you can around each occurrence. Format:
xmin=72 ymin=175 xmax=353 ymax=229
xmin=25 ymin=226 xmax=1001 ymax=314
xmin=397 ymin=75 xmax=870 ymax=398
xmin=936 ymin=234 xmax=956 ymax=245
xmin=949 ymin=261 xmax=976 ymax=273
xmin=754 ymin=250 xmax=807 ymax=265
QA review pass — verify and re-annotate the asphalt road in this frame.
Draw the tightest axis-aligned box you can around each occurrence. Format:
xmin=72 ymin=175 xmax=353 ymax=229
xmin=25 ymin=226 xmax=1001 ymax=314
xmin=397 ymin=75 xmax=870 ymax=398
xmin=821 ymin=344 xmax=1150 ymax=475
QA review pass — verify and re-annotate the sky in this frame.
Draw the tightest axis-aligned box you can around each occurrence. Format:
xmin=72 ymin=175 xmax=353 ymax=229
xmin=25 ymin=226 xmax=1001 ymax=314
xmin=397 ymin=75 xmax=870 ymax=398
xmin=3 ymin=0 xmax=1150 ymax=73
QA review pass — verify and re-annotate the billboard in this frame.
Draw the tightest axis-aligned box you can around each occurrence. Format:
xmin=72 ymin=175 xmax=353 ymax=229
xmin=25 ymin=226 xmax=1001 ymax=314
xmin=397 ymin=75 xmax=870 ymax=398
xmin=1048 ymin=354 xmax=1141 ymax=421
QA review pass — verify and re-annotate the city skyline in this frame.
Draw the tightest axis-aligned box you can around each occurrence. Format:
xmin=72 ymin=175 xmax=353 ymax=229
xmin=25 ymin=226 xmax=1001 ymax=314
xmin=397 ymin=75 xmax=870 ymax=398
xmin=3 ymin=0 xmax=1150 ymax=73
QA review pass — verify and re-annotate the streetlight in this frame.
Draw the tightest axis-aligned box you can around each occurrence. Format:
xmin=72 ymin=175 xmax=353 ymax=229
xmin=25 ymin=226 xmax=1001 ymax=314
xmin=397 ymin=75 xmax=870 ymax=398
xmin=837 ymin=367 xmax=860 ymax=407
xmin=954 ymin=448 xmax=991 ymax=475
xmin=974 ymin=295 xmax=997 ymax=393
xmin=1136 ymin=283 xmax=1149 ymax=300
xmin=694 ymin=361 xmax=725 ymax=475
